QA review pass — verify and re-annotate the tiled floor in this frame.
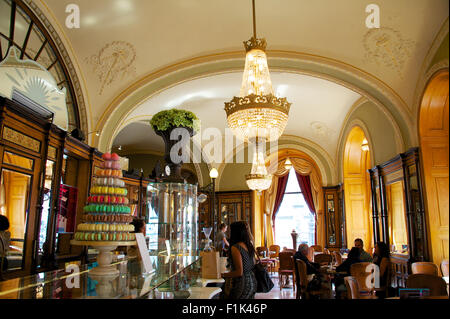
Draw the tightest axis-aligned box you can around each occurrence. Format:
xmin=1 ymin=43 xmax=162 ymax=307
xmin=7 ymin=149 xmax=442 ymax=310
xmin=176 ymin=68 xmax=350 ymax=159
xmin=255 ymin=274 xmax=296 ymax=299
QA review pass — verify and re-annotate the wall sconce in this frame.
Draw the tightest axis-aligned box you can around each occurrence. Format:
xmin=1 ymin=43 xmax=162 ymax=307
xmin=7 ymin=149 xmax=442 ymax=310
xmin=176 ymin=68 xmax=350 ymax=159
xmin=361 ymin=138 xmax=369 ymax=152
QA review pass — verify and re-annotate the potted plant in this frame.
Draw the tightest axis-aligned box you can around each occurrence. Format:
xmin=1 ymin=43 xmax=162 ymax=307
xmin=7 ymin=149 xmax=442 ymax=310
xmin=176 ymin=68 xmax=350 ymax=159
xmin=150 ymin=109 xmax=199 ymax=182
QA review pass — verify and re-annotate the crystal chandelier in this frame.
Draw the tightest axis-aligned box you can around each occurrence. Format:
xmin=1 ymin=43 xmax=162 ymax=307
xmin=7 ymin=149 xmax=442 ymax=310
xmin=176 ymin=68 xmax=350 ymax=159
xmin=224 ymin=0 xmax=291 ymax=193
xmin=224 ymin=0 xmax=291 ymax=143
xmin=245 ymin=141 xmax=272 ymax=192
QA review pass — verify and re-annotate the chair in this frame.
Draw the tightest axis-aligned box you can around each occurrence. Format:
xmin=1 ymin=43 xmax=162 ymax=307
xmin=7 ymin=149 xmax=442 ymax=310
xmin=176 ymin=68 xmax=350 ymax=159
xmin=411 ymin=262 xmax=439 ymax=276
xmin=344 ymin=276 xmax=378 ymax=299
xmin=314 ymin=253 xmax=332 ymax=265
xmin=344 ymin=276 xmax=360 ymax=299
xmin=278 ymin=252 xmax=295 ymax=291
xmin=332 ymin=251 xmax=343 ymax=266
xmin=256 ymin=246 xmax=268 ymax=258
xmin=350 ymin=262 xmax=374 ymax=294
xmin=311 ymin=245 xmax=323 ymax=253
xmin=294 ymin=258 xmax=308 ymax=299
xmin=269 ymin=245 xmax=280 ymax=258
xmin=406 ymin=274 xmax=448 ymax=296
xmin=294 ymin=258 xmax=327 ymax=299
xmin=441 ymin=260 xmax=449 ymax=277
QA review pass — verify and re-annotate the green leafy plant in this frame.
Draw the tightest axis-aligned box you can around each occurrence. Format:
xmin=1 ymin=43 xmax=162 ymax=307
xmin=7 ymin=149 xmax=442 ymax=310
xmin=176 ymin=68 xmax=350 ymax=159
xmin=150 ymin=109 xmax=199 ymax=132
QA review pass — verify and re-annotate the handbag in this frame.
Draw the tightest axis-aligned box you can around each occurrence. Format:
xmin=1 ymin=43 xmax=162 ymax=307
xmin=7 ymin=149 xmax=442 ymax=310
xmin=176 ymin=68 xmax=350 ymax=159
xmin=252 ymin=254 xmax=274 ymax=293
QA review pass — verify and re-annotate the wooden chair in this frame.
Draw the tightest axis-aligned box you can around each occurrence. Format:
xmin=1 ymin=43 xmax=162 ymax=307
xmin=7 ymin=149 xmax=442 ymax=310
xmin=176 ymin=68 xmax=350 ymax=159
xmin=441 ymin=260 xmax=449 ymax=277
xmin=294 ymin=258 xmax=308 ymax=299
xmin=256 ymin=246 xmax=268 ymax=258
xmin=294 ymin=258 xmax=327 ymax=299
xmin=269 ymin=245 xmax=280 ymax=258
xmin=344 ymin=276 xmax=360 ymax=299
xmin=314 ymin=253 xmax=332 ymax=265
xmin=278 ymin=251 xmax=295 ymax=291
xmin=350 ymin=262 xmax=374 ymax=295
xmin=311 ymin=245 xmax=323 ymax=253
xmin=344 ymin=276 xmax=378 ymax=299
xmin=406 ymin=274 xmax=448 ymax=296
xmin=332 ymin=251 xmax=343 ymax=266
xmin=411 ymin=262 xmax=439 ymax=276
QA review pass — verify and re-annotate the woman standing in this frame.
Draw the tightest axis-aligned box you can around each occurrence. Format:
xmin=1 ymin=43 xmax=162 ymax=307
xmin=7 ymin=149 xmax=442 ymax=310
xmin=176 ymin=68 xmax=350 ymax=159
xmin=221 ymin=221 xmax=257 ymax=299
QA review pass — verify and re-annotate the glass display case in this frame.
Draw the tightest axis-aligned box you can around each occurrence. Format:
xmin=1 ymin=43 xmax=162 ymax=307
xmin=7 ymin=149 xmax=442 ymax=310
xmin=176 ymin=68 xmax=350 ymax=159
xmin=145 ymin=182 xmax=198 ymax=257
xmin=0 ymin=255 xmax=202 ymax=299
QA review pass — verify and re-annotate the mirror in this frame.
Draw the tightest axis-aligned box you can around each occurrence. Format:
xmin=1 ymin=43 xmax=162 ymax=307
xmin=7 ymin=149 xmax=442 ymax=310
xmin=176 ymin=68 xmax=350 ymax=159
xmin=408 ymin=165 xmax=423 ymax=257
xmin=385 ymin=181 xmax=408 ymax=253
xmin=0 ymin=168 xmax=32 ymax=271
xmin=326 ymin=195 xmax=336 ymax=246
xmin=38 ymin=159 xmax=55 ymax=262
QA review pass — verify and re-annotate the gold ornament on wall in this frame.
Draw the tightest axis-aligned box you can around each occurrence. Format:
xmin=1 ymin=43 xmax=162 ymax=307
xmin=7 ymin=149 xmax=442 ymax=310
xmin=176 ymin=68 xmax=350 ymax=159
xmin=85 ymin=41 xmax=137 ymax=95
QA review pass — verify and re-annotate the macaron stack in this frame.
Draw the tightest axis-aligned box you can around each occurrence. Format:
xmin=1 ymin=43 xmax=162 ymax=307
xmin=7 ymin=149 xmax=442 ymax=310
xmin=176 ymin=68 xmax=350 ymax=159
xmin=74 ymin=153 xmax=136 ymax=242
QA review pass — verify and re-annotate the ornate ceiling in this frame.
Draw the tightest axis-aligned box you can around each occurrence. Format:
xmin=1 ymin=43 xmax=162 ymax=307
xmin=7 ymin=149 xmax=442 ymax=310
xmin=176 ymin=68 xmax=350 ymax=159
xmin=29 ymin=0 xmax=448 ymax=163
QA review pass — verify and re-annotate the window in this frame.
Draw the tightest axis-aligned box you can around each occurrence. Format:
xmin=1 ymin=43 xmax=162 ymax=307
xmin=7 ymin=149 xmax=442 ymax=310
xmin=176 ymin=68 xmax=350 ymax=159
xmin=274 ymin=168 xmax=315 ymax=249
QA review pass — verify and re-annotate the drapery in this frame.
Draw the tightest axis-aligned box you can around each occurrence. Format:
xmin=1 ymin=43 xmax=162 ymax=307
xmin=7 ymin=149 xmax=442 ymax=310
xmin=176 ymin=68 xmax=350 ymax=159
xmin=295 ymin=173 xmax=317 ymax=244
xmin=263 ymin=156 xmax=324 ymax=247
xmin=270 ymin=173 xmax=289 ymax=228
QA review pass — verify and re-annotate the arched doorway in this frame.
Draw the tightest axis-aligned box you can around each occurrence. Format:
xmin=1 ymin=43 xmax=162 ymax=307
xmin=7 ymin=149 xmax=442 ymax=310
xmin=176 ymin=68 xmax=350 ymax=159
xmin=419 ymin=70 xmax=449 ymax=266
xmin=343 ymin=126 xmax=373 ymax=251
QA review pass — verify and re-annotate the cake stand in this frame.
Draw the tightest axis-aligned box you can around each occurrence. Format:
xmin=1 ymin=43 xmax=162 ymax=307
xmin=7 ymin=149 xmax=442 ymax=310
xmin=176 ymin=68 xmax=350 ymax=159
xmin=71 ymin=240 xmax=136 ymax=276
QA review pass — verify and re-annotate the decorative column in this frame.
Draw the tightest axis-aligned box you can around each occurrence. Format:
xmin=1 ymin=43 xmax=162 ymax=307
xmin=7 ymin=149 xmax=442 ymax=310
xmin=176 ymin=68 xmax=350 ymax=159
xmin=369 ymin=169 xmax=380 ymax=244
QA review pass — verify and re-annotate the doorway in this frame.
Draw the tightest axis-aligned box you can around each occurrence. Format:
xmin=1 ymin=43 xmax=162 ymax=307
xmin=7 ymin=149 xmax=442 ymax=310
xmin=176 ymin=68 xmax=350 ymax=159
xmin=343 ymin=126 xmax=373 ymax=251
xmin=419 ymin=70 xmax=449 ymax=266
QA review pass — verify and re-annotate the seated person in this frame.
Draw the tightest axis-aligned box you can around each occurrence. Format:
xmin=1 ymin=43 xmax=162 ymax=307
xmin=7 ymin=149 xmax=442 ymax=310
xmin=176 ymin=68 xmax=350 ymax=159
xmin=372 ymin=241 xmax=391 ymax=298
xmin=0 ymin=215 xmax=11 ymax=272
xmin=334 ymin=247 xmax=361 ymax=298
xmin=294 ymin=243 xmax=320 ymax=275
xmin=354 ymin=238 xmax=373 ymax=262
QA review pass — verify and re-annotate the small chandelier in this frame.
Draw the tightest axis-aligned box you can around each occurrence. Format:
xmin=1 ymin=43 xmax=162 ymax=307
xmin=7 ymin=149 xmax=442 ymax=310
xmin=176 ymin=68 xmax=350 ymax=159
xmin=246 ymin=141 xmax=272 ymax=193
xmin=224 ymin=0 xmax=291 ymax=143
xmin=284 ymin=157 xmax=293 ymax=170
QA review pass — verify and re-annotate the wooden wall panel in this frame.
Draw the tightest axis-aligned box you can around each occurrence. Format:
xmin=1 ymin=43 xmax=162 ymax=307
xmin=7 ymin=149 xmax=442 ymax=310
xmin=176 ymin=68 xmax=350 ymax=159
xmin=419 ymin=70 xmax=449 ymax=267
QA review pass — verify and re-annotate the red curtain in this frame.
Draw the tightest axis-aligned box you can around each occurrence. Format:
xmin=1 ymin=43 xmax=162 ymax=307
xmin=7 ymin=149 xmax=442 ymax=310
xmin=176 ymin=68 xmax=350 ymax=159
xmin=271 ymin=174 xmax=289 ymax=229
xmin=295 ymin=172 xmax=318 ymax=244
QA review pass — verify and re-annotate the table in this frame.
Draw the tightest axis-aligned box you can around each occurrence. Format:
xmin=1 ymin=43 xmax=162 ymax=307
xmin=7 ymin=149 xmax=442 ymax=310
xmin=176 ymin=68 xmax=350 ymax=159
xmin=197 ymin=278 xmax=225 ymax=287
xmin=260 ymin=258 xmax=277 ymax=274
xmin=188 ymin=287 xmax=222 ymax=299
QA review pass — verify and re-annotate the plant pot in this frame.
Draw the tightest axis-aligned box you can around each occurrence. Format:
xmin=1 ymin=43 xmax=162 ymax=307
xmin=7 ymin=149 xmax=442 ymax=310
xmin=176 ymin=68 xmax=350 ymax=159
xmin=155 ymin=126 xmax=195 ymax=182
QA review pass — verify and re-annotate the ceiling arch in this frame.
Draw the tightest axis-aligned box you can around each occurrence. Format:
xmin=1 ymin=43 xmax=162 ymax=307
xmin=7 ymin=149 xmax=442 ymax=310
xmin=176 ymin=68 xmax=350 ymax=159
xmin=96 ymin=51 xmax=416 ymax=158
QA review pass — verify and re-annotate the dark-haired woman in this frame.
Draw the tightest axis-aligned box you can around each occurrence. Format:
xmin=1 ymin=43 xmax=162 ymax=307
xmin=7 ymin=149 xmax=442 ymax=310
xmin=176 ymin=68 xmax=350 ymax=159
xmin=221 ymin=221 xmax=257 ymax=299
xmin=373 ymin=241 xmax=391 ymax=298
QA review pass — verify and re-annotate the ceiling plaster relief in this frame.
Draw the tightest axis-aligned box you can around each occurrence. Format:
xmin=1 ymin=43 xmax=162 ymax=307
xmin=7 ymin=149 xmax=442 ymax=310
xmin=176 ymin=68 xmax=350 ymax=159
xmin=363 ymin=27 xmax=415 ymax=78
xmin=85 ymin=41 xmax=137 ymax=95
xmin=310 ymin=121 xmax=336 ymax=142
